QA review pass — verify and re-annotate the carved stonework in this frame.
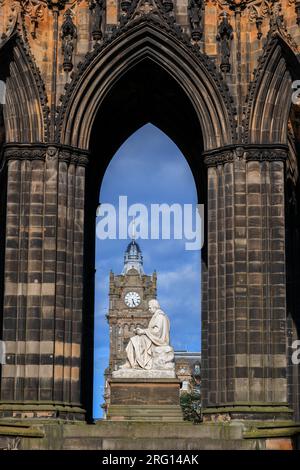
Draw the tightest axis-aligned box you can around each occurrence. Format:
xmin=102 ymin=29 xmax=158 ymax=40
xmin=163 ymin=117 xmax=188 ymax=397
xmin=61 ymin=8 xmax=77 ymax=72
xmin=248 ymin=0 xmax=272 ymax=39
xmin=19 ymin=0 xmax=47 ymax=38
xmin=1 ymin=1 xmax=20 ymax=40
xmin=59 ymin=149 xmax=89 ymax=166
xmin=210 ymin=0 xmax=227 ymax=7
xmin=89 ymin=0 xmax=105 ymax=42
xmin=226 ymin=0 xmax=247 ymax=9
xmin=269 ymin=1 xmax=284 ymax=28
xmin=204 ymin=146 xmax=288 ymax=166
xmin=46 ymin=0 xmax=66 ymax=10
xmin=245 ymin=148 xmax=287 ymax=161
xmin=120 ymin=0 xmax=174 ymax=25
xmin=162 ymin=0 xmax=174 ymax=14
xmin=269 ymin=2 xmax=299 ymax=51
xmin=289 ymin=0 xmax=300 ymax=25
xmin=247 ymin=0 xmax=300 ymax=40
xmin=56 ymin=3 xmax=236 ymax=144
xmin=120 ymin=0 xmax=132 ymax=23
xmin=203 ymin=145 xmax=287 ymax=166
xmin=295 ymin=0 xmax=300 ymax=25
xmin=204 ymin=149 xmax=235 ymax=166
xmin=188 ymin=0 xmax=203 ymax=44
xmin=131 ymin=0 xmax=160 ymax=18
xmin=4 ymin=144 xmax=47 ymax=162
xmin=216 ymin=11 xmax=233 ymax=73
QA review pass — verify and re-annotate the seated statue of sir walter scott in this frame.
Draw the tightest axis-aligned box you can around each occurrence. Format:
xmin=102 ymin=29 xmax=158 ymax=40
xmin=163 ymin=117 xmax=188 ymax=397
xmin=113 ymin=299 xmax=176 ymax=378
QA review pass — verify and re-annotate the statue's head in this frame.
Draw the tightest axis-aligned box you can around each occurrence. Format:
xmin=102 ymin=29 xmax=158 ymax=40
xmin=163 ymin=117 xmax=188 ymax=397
xmin=148 ymin=299 xmax=160 ymax=314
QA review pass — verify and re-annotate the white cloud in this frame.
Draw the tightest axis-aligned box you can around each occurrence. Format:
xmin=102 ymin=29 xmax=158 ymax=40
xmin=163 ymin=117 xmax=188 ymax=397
xmin=158 ymin=264 xmax=199 ymax=290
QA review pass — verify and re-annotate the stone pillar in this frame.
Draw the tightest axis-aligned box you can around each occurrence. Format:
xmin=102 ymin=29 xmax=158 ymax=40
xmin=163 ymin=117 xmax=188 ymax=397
xmin=202 ymin=146 xmax=292 ymax=420
xmin=285 ymin=172 xmax=300 ymax=420
xmin=0 ymin=144 xmax=88 ymax=420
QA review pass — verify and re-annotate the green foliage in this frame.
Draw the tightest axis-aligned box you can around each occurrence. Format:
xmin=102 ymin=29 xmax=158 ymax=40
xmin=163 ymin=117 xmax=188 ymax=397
xmin=180 ymin=392 xmax=202 ymax=424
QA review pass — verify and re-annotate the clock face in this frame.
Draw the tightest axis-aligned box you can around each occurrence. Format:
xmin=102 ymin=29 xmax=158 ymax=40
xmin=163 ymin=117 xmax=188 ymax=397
xmin=124 ymin=291 xmax=141 ymax=308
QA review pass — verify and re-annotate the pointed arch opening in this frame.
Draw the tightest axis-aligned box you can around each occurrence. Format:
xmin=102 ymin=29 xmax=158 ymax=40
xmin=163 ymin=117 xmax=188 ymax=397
xmin=93 ymin=123 xmax=201 ymax=418
xmin=0 ymin=34 xmax=47 ymax=143
xmin=55 ymin=20 xmax=235 ymax=421
xmin=80 ymin=56 xmax=207 ymax=421
xmin=59 ymin=20 xmax=235 ymax=151
xmin=246 ymin=35 xmax=300 ymax=145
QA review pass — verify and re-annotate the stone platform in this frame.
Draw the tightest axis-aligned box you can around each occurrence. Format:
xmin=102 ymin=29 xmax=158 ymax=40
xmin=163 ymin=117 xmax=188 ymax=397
xmin=3 ymin=420 xmax=298 ymax=450
xmin=107 ymin=378 xmax=183 ymax=421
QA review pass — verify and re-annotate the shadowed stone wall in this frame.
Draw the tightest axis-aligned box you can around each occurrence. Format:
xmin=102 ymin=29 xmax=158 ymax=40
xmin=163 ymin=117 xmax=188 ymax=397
xmin=0 ymin=145 xmax=88 ymax=419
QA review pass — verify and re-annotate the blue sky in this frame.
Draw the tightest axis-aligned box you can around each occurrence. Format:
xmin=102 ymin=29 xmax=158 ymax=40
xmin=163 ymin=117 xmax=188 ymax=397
xmin=93 ymin=123 xmax=201 ymax=418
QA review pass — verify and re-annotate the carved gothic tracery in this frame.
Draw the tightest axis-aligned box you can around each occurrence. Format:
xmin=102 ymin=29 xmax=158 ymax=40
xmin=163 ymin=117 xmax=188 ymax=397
xmin=0 ymin=1 xmax=298 ymax=49
xmin=247 ymin=0 xmax=300 ymax=39
xmin=217 ymin=11 xmax=233 ymax=73
xmin=132 ymin=0 xmax=159 ymax=18
xmin=118 ymin=0 xmax=176 ymax=27
xmin=269 ymin=2 xmax=299 ymax=51
xmin=1 ymin=2 xmax=20 ymax=41
xmin=61 ymin=8 xmax=77 ymax=72
xmin=19 ymin=0 xmax=46 ymax=38
xmin=248 ymin=0 xmax=272 ymax=39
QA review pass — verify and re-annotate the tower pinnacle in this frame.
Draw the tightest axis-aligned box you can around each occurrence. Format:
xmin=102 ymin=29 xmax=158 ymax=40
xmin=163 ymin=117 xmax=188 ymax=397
xmin=122 ymin=237 xmax=144 ymax=274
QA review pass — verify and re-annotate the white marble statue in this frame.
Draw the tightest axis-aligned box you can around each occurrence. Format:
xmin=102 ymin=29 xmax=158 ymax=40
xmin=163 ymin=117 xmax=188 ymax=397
xmin=113 ymin=299 xmax=176 ymax=378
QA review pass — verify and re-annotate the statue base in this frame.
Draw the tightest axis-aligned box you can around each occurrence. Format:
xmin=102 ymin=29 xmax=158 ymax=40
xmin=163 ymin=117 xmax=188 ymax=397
xmin=106 ymin=378 xmax=183 ymax=422
xmin=112 ymin=368 xmax=176 ymax=379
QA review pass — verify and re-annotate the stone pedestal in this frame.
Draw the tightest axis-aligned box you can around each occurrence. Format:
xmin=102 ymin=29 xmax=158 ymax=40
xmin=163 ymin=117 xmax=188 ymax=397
xmin=107 ymin=378 xmax=183 ymax=422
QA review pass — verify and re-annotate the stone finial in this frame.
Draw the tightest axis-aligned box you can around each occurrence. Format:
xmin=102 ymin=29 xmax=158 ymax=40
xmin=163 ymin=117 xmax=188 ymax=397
xmin=89 ymin=0 xmax=105 ymax=42
xmin=188 ymin=0 xmax=203 ymax=44
xmin=216 ymin=11 xmax=233 ymax=73
xmin=61 ymin=8 xmax=77 ymax=72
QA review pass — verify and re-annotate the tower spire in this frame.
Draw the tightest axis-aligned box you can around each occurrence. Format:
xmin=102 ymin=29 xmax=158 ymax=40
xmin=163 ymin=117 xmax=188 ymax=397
xmin=122 ymin=235 xmax=144 ymax=275
xmin=131 ymin=217 xmax=136 ymax=241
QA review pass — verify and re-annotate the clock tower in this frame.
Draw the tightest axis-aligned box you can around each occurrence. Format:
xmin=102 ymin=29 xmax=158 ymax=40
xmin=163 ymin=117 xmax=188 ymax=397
xmin=105 ymin=239 xmax=157 ymax=379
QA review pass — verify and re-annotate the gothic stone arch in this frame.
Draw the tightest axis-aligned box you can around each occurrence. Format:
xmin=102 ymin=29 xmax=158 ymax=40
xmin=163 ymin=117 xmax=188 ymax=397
xmin=0 ymin=1 xmax=299 ymax=430
xmin=56 ymin=17 xmax=236 ymax=420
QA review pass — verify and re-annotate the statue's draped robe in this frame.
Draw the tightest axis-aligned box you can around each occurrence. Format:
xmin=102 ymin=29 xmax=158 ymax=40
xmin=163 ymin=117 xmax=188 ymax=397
xmin=126 ymin=309 xmax=170 ymax=369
